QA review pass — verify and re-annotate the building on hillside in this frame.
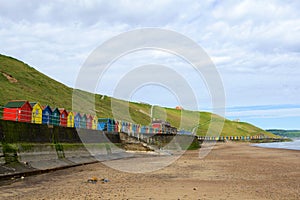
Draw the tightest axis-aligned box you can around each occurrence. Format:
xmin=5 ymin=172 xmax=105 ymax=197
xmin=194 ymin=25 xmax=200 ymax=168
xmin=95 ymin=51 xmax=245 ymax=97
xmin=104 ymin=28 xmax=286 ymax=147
xmin=42 ymin=105 xmax=52 ymax=125
xmin=30 ymin=102 xmax=43 ymax=124
xmin=59 ymin=108 xmax=68 ymax=127
xmin=152 ymin=119 xmax=177 ymax=134
xmin=3 ymin=100 xmax=32 ymax=122
xmin=74 ymin=112 xmax=81 ymax=128
xmin=175 ymin=106 xmax=183 ymax=110
xmin=67 ymin=111 xmax=74 ymax=127
xmin=51 ymin=108 xmax=60 ymax=126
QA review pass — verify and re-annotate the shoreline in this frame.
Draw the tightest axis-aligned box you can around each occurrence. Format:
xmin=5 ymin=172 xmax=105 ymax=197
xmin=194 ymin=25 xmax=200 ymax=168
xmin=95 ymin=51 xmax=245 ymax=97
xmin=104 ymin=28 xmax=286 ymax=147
xmin=251 ymin=138 xmax=300 ymax=151
xmin=0 ymin=142 xmax=299 ymax=200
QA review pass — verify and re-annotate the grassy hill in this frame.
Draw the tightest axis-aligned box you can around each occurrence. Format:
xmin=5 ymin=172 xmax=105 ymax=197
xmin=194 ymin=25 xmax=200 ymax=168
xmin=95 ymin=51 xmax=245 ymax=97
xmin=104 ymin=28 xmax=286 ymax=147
xmin=266 ymin=129 xmax=300 ymax=138
xmin=0 ymin=54 xmax=277 ymax=137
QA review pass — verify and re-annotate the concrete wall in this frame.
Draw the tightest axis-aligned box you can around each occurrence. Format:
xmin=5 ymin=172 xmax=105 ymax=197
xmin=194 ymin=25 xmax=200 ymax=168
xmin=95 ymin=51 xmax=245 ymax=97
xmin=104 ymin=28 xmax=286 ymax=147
xmin=119 ymin=132 xmax=199 ymax=151
xmin=0 ymin=120 xmax=124 ymax=177
xmin=0 ymin=120 xmax=120 ymax=143
xmin=0 ymin=120 xmax=199 ymax=178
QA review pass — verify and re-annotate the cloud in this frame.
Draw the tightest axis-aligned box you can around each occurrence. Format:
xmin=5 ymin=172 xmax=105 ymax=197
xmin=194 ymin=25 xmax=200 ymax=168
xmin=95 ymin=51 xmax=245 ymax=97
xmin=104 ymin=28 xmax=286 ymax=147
xmin=226 ymin=105 xmax=300 ymax=119
xmin=0 ymin=0 xmax=300 ymax=128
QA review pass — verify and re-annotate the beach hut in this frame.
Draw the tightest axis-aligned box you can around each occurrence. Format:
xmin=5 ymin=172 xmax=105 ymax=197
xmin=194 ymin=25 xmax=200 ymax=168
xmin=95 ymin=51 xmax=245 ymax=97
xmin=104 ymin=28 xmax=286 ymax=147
xmin=116 ymin=120 xmax=122 ymax=132
xmin=108 ymin=119 xmax=116 ymax=132
xmin=80 ymin=114 xmax=87 ymax=129
xmin=92 ymin=115 xmax=98 ymax=130
xmin=51 ymin=108 xmax=60 ymax=126
xmin=126 ymin=122 xmax=130 ymax=133
xmin=146 ymin=126 xmax=150 ymax=134
xmin=42 ymin=105 xmax=52 ymax=125
xmin=97 ymin=118 xmax=107 ymax=131
xmin=97 ymin=118 xmax=115 ymax=132
xmin=67 ymin=111 xmax=74 ymax=128
xmin=126 ymin=122 xmax=131 ymax=133
xmin=59 ymin=108 xmax=68 ymax=127
xmin=86 ymin=114 xmax=93 ymax=129
xmin=136 ymin=124 xmax=140 ymax=134
xmin=131 ymin=124 xmax=136 ymax=134
xmin=3 ymin=100 xmax=32 ymax=122
xmin=121 ymin=121 xmax=127 ymax=132
xmin=114 ymin=121 xmax=119 ymax=132
xmin=74 ymin=112 xmax=81 ymax=128
xmin=140 ymin=125 xmax=146 ymax=134
xmin=149 ymin=127 xmax=154 ymax=134
xmin=30 ymin=102 xmax=43 ymax=124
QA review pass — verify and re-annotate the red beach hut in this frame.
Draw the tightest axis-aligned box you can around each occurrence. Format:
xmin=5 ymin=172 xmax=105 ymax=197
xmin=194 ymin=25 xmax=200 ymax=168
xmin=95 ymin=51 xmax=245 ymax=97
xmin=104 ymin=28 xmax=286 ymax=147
xmin=59 ymin=108 xmax=68 ymax=127
xmin=3 ymin=100 xmax=32 ymax=122
xmin=86 ymin=114 xmax=93 ymax=129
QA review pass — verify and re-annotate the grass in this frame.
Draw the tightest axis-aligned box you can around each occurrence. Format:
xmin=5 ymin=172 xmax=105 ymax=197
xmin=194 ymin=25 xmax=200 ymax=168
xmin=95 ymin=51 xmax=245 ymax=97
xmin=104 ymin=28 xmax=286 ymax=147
xmin=266 ymin=129 xmax=300 ymax=138
xmin=0 ymin=54 xmax=277 ymax=138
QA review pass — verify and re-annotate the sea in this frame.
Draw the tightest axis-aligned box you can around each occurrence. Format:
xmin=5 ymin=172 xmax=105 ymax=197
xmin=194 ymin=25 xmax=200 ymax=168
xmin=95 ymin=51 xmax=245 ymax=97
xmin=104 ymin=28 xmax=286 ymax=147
xmin=253 ymin=138 xmax=300 ymax=151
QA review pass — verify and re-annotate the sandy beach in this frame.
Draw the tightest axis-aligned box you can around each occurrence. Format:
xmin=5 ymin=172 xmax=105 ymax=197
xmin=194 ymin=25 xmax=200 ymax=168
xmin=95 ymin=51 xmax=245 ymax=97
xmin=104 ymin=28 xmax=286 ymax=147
xmin=0 ymin=142 xmax=299 ymax=200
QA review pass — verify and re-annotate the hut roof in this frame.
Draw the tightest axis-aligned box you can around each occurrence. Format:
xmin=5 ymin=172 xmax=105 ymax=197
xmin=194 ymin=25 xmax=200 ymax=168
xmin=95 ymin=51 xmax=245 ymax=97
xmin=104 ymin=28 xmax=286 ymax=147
xmin=4 ymin=100 xmax=28 ymax=108
xmin=29 ymin=102 xmax=37 ymax=107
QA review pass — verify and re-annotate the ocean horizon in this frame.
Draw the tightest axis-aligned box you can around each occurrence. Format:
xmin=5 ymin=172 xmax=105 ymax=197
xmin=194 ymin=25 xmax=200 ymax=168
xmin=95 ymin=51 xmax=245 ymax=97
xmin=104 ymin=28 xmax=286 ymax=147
xmin=252 ymin=138 xmax=300 ymax=151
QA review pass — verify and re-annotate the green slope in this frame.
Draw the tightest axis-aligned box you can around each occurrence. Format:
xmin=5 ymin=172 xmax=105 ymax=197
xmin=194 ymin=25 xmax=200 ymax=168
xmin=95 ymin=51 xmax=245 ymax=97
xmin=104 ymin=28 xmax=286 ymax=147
xmin=266 ymin=129 xmax=300 ymax=138
xmin=0 ymin=54 xmax=277 ymax=137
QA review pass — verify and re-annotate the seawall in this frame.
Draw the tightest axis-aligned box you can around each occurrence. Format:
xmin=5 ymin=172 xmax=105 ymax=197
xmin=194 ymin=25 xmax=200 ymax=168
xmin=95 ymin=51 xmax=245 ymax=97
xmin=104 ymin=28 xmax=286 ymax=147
xmin=0 ymin=120 xmax=200 ymax=179
xmin=0 ymin=120 xmax=127 ymax=179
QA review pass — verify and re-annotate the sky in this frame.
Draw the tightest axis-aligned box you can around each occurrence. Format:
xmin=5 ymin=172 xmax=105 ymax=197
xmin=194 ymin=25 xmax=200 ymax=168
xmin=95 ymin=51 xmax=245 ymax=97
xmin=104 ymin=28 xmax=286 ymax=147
xmin=0 ymin=0 xmax=300 ymax=129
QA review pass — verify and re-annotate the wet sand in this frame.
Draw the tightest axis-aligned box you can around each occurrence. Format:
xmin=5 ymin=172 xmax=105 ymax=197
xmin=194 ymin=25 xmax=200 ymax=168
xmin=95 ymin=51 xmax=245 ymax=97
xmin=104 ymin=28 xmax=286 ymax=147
xmin=0 ymin=143 xmax=299 ymax=200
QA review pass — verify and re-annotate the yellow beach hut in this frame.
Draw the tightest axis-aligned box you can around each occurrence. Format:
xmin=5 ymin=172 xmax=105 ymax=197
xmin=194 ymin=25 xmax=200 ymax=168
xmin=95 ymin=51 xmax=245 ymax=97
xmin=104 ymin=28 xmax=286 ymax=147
xmin=30 ymin=102 xmax=43 ymax=124
xmin=67 ymin=111 xmax=74 ymax=127
xmin=117 ymin=120 xmax=122 ymax=132
xmin=92 ymin=115 xmax=98 ymax=130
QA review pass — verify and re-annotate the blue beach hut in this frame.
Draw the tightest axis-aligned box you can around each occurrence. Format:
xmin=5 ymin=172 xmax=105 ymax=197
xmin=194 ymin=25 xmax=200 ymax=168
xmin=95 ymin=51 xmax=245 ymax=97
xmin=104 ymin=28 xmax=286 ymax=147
xmin=80 ymin=114 xmax=87 ymax=129
xmin=74 ymin=112 xmax=81 ymax=128
xmin=97 ymin=118 xmax=115 ymax=132
xmin=42 ymin=105 xmax=52 ymax=125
